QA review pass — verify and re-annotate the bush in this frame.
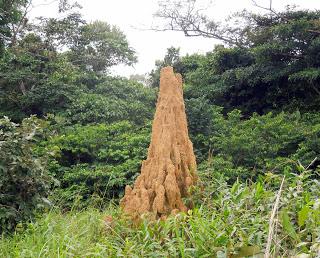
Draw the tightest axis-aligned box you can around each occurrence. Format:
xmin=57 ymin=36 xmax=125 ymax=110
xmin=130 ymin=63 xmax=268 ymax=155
xmin=193 ymin=167 xmax=320 ymax=256
xmin=66 ymin=76 xmax=156 ymax=125
xmin=0 ymin=116 xmax=53 ymax=232
xmin=43 ymin=121 xmax=151 ymax=207
xmin=53 ymin=161 xmax=140 ymax=208
xmin=0 ymin=170 xmax=319 ymax=257
xmin=187 ymin=105 xmax=320 ymax=181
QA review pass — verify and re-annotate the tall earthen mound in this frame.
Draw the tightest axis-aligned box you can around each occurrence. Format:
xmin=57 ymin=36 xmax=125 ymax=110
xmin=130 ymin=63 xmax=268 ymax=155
xmin=120 ymin=66 xmax=197 ymax=219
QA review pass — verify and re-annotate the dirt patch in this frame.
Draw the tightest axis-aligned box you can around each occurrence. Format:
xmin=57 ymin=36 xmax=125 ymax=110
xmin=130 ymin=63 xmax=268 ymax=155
xmin=120 ymin=66 xmax=197 ymax=220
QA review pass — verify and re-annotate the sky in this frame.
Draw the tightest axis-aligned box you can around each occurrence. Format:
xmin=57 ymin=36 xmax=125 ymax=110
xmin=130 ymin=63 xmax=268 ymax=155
xmin=30 ymin=0 xmax=320 ymax=77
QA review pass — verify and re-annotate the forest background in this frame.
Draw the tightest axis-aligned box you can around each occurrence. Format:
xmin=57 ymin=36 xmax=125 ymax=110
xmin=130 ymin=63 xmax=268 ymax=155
xmin=0 ymin=0 xmax=319 ymax=256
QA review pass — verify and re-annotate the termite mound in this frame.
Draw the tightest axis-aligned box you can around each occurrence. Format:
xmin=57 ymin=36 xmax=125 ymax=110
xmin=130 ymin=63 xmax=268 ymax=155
xmin=120 ymin=66 xmax=197 ymax=220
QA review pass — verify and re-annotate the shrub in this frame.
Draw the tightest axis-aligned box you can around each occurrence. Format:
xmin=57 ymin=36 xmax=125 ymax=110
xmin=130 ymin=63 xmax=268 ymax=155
xmin=43 ymin=121 xmax=151 ymax=207
xmin=66 ymin=76 xmax=156 ymax=125
xmin=0 ymin=116 xmax=52 ymax=232
xmin=188 ymin=106 xmax=320 ymax=181
xmin=0 ymin=169 xmax=319 ymax=257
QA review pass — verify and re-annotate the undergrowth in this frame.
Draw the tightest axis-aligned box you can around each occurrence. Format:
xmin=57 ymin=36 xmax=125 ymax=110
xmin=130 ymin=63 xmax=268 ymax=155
xmin=0 ymin=170 xmax=319 ymax=257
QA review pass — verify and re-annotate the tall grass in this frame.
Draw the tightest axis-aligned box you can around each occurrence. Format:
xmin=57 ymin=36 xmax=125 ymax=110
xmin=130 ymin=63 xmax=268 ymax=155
xmin=0 ymin=171 xmax=319 ymax=257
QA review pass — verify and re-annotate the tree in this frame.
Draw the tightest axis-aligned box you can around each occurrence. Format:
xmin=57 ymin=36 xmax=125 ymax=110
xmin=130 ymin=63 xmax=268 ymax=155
xmin=0 ymin=0 xmax=86 ymax=55
xmin=0 ymin=33 xmax=83 ymax=120
xmin=149 ymin=46 xmax=180 ymax=87
xmin=165 ymin=7 xmax=320 ymax=114
xmin=0 ymin=0 xmax=30 ymax=54
xmin=0 ymin=2 xmax=138 ymax=120
xmin=154 ymin=0 xmax=249 ymax=47
xmin=35 ymin=11 xmax=85 ymax=50
xmin=44 ymin=121 xmax=151 ymax=208
xmin=34 ymin=13 xmax=137 ymax=73
xmin=68 ymin=21 xmax=137 ymax=72
xmin=65 ymin=76 xmax=156 ymax=125
xmin=155 ymin=0 xmax=320 ymax=48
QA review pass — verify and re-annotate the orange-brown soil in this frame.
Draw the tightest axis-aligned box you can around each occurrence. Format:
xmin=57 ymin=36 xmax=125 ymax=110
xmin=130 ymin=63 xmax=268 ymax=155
xmin=120 ymin=66 xmax=197 ymax=220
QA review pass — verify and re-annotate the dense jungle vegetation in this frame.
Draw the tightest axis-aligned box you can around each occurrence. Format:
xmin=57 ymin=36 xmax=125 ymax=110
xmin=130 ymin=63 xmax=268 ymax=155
xmin=0 ymin=0 xmax=319 ymax=257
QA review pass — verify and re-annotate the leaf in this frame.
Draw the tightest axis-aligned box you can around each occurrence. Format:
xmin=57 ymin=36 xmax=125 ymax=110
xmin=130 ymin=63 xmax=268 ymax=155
xmin=298 ymin=205 xmax=310 ymax=227
xmin=280 ymin=209 xmax=299 ymax=241
xmin=231 ymin=246 xmax=261 ymax=257
xmin=231 ymin=180 xmax=240 ymax=195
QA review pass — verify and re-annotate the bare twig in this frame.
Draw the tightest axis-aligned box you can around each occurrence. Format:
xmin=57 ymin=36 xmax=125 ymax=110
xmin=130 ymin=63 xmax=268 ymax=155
xmin=10 ymin=0 xmax=33 ymax=46
xmin=251 ymin=0 xmax=279 ymax=16
xmin=251 ymin=0 xmax=290 ymax=22
xmin=306 ymin=157 xmax=318 ymax=170
xmin=265 ymin=176 xmax=285 ymax=258
xmin=307 ymin=29 xmax=320 ymax=35
xmin=31 ymin=0 xmax=58 ymax=8
xmin=153 ymin=0 xmax=243 ymax=47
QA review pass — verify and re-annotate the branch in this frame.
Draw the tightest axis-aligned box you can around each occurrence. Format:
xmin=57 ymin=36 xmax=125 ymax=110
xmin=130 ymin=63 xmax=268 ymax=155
xmin=31 ymin=0 xmax=59 ymax=8
xmin=306 ymin=157 xmax=318 ymax=170
xmin=153 ymin=1 xmax=243 ymax=47
xmin=251 ymin=0 xmax=289 ymax=22
xmin=10 ymin=0 xmax=33 ymax=46
xmin=252 ymin=0 xmax=279 ymax=16
xmin=265 ymin=176 xmax=285 ymax=258
xmin=307 ymin=29 xmax=320 ymax=35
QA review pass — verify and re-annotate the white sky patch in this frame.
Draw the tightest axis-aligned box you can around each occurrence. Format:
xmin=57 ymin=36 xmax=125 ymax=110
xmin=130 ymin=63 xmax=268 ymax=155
xmin=30 ymin=0 xmax=320 ymax=77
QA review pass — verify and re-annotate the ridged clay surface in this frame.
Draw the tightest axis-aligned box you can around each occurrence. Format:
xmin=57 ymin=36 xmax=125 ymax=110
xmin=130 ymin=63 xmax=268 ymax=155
xmin=120 ymin=66 xmax=197 ymax=220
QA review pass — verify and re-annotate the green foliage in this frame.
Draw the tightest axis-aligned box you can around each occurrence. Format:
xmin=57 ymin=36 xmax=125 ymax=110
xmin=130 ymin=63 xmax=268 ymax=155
xmin=43 ymin=121 xmax=151 ymax=207
xmin=179 ymin=10 xmax=320 ymax=115
xmin=212 ymin=111 xmax=303 ymax=176
xmin=0 ymin=0 xmax=28 ymax=53
xmin=0 ymin=35 xmax=84 ymax=120
xmin=0 ymin=4 xmax=139 ymax=121
xmin=185 ymin=98 xmax=222 ymax=158
xmin=187 ymin=105 xmax=320 ymax=180
xmin=149 ymin=46 xmax=180 ymax=87
xmin=68 ymin=21 xmax=137 ymax=72
xmin=0 ymin=171 xmax=319 ymax=257
xmin=195 ymin=168 xmax=320 ymax=256
xmin=65 ymin=93 xmax=130 ymax=125
xmin=37 ymin=14 xmax=137 ymax=72
xmin=173 ymin=53 xmax=205 ymax=79
xmin=1 ymin=3 xmax=320 ymax=251
xmin=66 ymin=77 xmax=156 ymax=125
xmin=0 ymin=116 xmax=52 ymax=232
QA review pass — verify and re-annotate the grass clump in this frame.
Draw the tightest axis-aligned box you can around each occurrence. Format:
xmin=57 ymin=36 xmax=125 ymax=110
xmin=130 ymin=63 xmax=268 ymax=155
xmin=0 ymin=170 xmax=319 ymax=257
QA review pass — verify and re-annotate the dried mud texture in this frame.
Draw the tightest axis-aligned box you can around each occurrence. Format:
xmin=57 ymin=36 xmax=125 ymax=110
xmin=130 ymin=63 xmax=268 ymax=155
xmin=120 ymin=66 xmax=197 ymax=220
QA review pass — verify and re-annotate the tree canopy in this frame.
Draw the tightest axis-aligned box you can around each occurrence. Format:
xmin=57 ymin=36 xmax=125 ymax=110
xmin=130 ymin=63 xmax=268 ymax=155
xmin=162 ymin=5 xmax=320 ymax=114
xmin=0 ymin=1 xmax=138 ymax=121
